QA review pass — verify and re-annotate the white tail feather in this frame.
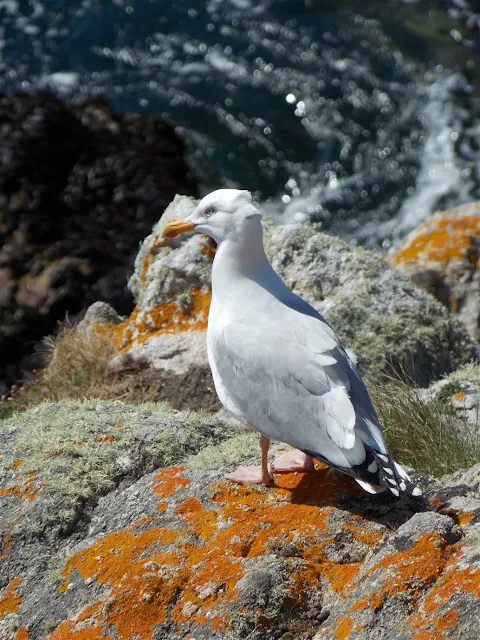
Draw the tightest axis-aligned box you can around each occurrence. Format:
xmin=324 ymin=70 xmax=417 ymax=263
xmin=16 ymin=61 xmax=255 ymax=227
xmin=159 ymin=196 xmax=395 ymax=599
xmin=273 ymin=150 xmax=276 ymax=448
xmin=355 ymin=478 xmax=386 ymax=494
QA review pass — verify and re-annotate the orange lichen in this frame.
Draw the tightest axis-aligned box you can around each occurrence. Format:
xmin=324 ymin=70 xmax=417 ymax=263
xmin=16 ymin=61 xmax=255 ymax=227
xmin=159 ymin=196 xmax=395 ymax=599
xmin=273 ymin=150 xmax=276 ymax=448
xmin=51 ymin=465 xmax=378 ymax=638
xmin=0 ymin=576 xmax=22 ymax=619
xmin=320 ymin=562 xmax=360 ymax=594
xmin=47 ymin=616 xmax=109 ymax=640
xmin=138 ymin=235 xmax=169 ymax=283
xmin=390 ymin=212 xmax=480 ymax=271
xmin=0 ymin=472 xmax=39 ymax=501
xmin=14 ymin=628 xmax=28 ymax=640
xmin=350 ymin=533 xmax=453 ymax=614
xmin=404 ymin=542 xmax=480 ymax=638
xmin=428 ymin=496 xmax=475 ymax=528
xmin=418 ymin=563 xmax=480 ymax=615
xmin=95 ymin=287 xmax=212 ymax=352
xmin=455 ymin=511 xmax=474 ymax=527
xmin=343 ymin=518 xmax=385 ymax=547
xmin=9 ymin=458 xmax=23 ymax=470
xmin=0 ymin=531 xmax=13 ymax=560
xmin=199 ymin=236 xmax=216 ymax=261
xmin=152 ymin=466 xmax=191 ymax=499
xmin=449 ymin=296 xmax=459 ymax=312
xmin=411 ymin=632 xmax=445 ymax=640
xmin=335 ymin=617 xmax=354 ymax=640
xmin=434 ymin=609 xmax=458 ymax=632
xmin=175 ymin=497 xmax=218 ymax=541
xmin=50 ymin=464 xmax=477 ymax=640
xmin=59 ymin=525 xmax=179 ymax=593
xmin=428 ymin=497 xmax=445 ymax=512
xmin=94 ymin=434 xmax=116 ymax=444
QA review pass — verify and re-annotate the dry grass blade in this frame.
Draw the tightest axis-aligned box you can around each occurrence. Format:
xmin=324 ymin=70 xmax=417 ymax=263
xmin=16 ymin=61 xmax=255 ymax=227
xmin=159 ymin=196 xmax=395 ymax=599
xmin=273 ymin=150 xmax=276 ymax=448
xmin=0 ymin=321 xmax=117 ymax=417
xmin=0 ymin=321 xmax=218 ymax=418
xmin=40 ymin=321 xmax=117 ymax=400
xmin=367 ymin=373 xmax=480 ymax=477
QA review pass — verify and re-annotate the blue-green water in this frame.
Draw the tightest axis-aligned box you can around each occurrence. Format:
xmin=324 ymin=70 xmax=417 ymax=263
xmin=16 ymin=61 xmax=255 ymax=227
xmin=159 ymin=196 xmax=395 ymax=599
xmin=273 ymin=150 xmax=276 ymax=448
xmin=2 ymin=0 xmax=480 ymax=245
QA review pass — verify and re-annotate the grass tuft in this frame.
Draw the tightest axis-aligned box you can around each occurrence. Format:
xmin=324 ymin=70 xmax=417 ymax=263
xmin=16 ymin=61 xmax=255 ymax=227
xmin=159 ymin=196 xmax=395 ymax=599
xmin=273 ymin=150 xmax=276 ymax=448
xmin=0 ymin=322 xmax=183 ymax=419
xmin=367 ymin=373 xmax=480 ymax=477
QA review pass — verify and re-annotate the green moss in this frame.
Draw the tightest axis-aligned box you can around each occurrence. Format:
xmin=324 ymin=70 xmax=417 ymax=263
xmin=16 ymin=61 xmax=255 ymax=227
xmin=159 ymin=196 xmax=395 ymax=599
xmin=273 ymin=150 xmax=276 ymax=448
xmin=0 ymin=399 xmax=241 ymax=536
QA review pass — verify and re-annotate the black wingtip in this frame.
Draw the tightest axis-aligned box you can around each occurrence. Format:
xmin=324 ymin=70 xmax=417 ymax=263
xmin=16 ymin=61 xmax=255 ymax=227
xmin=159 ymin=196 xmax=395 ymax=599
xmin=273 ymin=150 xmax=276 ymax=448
xmin=372 ymin=451 xmax=422 ymax=497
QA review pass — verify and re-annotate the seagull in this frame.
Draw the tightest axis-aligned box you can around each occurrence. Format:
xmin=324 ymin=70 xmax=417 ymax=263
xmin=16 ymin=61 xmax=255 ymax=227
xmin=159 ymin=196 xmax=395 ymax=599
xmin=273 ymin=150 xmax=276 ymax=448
xmin=162 ymin=189 xmax=421 ymax=497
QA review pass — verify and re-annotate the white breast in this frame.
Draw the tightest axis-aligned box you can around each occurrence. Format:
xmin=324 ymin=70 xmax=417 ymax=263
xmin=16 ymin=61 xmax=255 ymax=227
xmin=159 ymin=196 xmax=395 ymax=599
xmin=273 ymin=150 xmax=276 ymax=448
xmin=207 ymin=300 xmax=247 ymax=425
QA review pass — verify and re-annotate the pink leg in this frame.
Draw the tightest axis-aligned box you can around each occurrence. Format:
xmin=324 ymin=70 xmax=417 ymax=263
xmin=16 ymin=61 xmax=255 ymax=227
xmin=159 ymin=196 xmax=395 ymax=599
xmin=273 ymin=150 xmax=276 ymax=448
xmin=273 ymin=449 xmax=314 ymax=473
xmin=225 ymin=435 xmax=273 ymax=485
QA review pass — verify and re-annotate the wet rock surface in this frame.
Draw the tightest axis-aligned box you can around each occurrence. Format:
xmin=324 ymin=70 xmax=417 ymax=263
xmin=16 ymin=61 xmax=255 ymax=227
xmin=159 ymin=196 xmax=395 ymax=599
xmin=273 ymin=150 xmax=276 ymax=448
xmin=0 ymin=401 xmax=479 ymax=639
xmin=0 ymin=91 xmax=198 ymax=394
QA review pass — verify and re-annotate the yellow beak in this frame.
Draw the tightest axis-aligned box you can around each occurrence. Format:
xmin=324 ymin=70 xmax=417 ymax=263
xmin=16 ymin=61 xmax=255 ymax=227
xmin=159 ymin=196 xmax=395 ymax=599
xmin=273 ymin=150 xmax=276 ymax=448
xmin=162 ymin=219 xmax=197 ymax=239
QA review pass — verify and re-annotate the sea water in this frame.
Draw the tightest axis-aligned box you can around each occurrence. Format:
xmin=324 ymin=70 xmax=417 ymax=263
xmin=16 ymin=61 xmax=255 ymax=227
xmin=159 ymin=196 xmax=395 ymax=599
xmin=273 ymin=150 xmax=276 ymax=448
xmin=1 ymin=0 xmax=480 ymax=246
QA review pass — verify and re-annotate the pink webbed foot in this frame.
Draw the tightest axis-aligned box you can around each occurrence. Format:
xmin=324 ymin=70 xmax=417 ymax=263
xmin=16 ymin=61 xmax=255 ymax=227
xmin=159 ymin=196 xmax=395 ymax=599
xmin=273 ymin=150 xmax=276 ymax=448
xmin=272 ymin=450 xmax=314 ymax=473
xmin=224 ymin=465 xmax=273 ymax=485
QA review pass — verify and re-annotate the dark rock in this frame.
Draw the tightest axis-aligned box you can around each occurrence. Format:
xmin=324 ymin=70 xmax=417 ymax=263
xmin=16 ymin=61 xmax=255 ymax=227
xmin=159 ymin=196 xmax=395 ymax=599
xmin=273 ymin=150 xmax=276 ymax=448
xmin=0 ymin=91 xmax=198 ymax=393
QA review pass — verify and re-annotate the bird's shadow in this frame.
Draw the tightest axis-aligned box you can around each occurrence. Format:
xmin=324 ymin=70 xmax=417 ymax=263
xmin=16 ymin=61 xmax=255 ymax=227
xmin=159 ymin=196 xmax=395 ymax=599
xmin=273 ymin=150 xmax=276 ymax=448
xmin=275 ymin=466 xmax=430 ymax=530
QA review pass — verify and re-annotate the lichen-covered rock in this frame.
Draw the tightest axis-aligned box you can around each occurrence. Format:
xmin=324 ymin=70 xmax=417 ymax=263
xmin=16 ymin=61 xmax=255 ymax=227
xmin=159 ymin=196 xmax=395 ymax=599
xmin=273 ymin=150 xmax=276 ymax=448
xmin=96 ymin=196 xmax=475 ymax=395
xmin=77 ymin=301 xmax=124 ymax=332
xmin=0 ymin=400 xmax=240 ymax=540
xmin=389 ymin=202 xmax=480 ymax=341
xmin=1 ymin=407 xmax=480 ymax=640
xmin=265 ymin=223 xmax=474 ymax=386
xmin=0 ymin=91 xmax=198 ymax=395
xmin=423 ymin=363 xmax=480 ymax=431
xmin=94 ymin=195 xmax=216 ymax=396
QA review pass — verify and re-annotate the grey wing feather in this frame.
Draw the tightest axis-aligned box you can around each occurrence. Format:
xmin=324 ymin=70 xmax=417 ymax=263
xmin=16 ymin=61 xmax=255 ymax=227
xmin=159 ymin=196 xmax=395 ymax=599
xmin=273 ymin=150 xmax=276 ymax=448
xmin=212 ymin=307 xmax=379 ymax=469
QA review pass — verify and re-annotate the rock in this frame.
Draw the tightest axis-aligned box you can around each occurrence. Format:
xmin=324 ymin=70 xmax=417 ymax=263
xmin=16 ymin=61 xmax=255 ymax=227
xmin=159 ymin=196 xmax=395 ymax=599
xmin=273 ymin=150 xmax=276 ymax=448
xmin=0 ymin=400 xmax=240 ymax=540
xmin=389 ymin=202 xmax=480 ymax=341
xmin=95 ymin=197 xmax=475 ymax=402
xmin=1 ymin=401 xmax=480 ymax=639
xmin=0 ymin=91 xmax=198 ymax=394
xmin=423 ymin=362 xmax=480 ymax=431
xmin=265 ymin=223 xmax=474 ymax=386
xmin=97 ymin=194 xmax=216 ymax=402
xmin=450 ymin=464 xmax=480 ymax=494
xmin=77 ymin=301 xmax=124 ymax=332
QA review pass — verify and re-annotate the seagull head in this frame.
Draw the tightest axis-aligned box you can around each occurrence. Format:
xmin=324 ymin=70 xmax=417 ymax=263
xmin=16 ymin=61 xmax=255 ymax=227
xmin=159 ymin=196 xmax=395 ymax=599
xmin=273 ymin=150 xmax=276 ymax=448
xmin=162 ymin=189 xmax=262 ymax=244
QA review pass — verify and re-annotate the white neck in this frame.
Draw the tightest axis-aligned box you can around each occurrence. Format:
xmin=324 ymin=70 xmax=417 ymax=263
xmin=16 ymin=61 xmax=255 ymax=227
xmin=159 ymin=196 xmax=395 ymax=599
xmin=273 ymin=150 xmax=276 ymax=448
xmin=211 ymin=217 xmax=274 ymax=298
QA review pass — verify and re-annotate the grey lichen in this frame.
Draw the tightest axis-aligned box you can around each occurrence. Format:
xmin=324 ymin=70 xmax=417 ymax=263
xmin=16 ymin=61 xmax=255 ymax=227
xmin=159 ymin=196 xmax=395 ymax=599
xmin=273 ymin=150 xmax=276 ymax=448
xmin=439 ymin=362 xmax=480 ymax=385
xmin=0 ymin=399 xmax=242 ymax=536
xmin=325 ymin=288 xmax=473 ymax=384
xmin=265 ymin=223 xmax=475 ymax=385
xmin=188 ymin=430 xmax=258 ymax=470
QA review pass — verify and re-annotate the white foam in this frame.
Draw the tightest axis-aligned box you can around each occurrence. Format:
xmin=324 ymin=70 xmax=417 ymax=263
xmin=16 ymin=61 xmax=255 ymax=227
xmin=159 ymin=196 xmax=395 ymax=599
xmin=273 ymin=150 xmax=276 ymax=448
xmin=0 ymin=1 xmax=19 ymax=15
xmin=370 ymin=72 xmax=473 ymax=240
xmin=40 ymin=72 xmax=80 ymax=95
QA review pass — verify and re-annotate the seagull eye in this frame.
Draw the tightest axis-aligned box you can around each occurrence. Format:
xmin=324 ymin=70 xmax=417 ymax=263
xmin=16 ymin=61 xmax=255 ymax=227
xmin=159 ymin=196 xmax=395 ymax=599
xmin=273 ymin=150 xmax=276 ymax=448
xmin=204 ymin=207 xmax=215 ymax=217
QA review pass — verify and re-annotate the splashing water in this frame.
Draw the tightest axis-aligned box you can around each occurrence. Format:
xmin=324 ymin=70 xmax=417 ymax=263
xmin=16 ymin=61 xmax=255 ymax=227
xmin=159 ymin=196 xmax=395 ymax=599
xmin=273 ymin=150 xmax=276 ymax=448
xmin=1 ymin=0 xmax=480 ymax=245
